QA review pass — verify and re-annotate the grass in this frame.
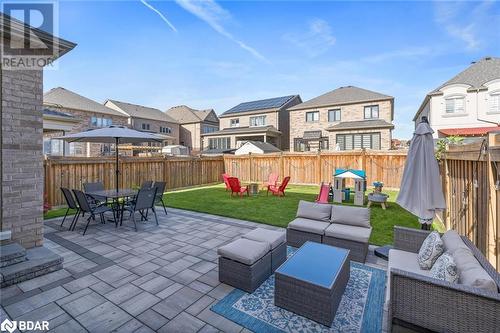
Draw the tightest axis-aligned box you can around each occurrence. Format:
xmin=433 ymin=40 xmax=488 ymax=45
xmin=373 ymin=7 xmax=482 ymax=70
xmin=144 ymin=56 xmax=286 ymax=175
xmin=163 ymin=184 xmax=420 ymax=246
xmin=44 ymin=184 xmax=422 ymax=246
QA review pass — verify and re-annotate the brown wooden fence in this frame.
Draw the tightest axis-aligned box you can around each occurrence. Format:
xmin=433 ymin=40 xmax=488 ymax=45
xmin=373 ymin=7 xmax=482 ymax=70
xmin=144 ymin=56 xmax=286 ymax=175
xmin=441 ymin=132 xmax=500 ymax=270
xmin=44 ymin=155 xmax=225 ymax=206
xmin=223 ymin=150 xmax=408 ymax=188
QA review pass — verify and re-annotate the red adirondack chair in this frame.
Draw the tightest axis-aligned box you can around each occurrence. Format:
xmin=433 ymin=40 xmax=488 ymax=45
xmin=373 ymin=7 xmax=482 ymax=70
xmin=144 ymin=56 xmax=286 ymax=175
xmin=316 ymin=182 xmax=331 ymax=203
xmin=265 ymin=173 xmax=279 ymax=191
xmin=228 ymin=177 xmax=249 ymax=198
xmin=268 ymin=176 xmax=290 ymax=197
xmin=222 ymin=173 xmax=231 ymax=191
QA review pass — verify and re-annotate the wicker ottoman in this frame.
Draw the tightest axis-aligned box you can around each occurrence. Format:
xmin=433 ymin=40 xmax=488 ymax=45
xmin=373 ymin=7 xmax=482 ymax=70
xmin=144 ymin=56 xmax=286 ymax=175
xmin=275 ymin=242 xmax=350 ymax=327
xmin=242 ymin=228 xmax=287 ymax=271
xmin=218 ymin=238 xmax=272 ymax=293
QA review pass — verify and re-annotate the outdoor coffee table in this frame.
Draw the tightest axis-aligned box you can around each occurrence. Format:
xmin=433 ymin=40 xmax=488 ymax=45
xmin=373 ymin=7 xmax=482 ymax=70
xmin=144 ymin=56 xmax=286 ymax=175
xmin=274 ymin=241 xmax=350 ymax=327
xmin=247 ymin=183 xmax=259 ymax=196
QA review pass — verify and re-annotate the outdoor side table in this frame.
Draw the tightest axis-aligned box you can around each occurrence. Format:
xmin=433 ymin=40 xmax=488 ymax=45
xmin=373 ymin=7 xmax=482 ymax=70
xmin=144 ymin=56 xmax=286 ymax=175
xmin=247 ymin=183 xmax=259 ymax=196
xmin=274 ymin=241 xmax=350 ymax=327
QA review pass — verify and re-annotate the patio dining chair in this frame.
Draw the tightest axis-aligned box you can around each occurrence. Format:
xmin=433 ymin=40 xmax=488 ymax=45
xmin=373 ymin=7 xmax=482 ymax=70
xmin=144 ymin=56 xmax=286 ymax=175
xmin=228 ymin=177 xmax=249 ymax=198
xmin=152 ymin=181 xmax=167 ymax=215
xmin=72 ymin=189 xmax=116 ymax=235
xmin=268 ymin=176 xmax=291 ymax=197
xmin=140 ymin=180 xmax=153 ymax=190
xmin=60 ymin=187 xmax=80 ymax=229
xmin=121 ymin=187 xmax=158 ymax=231
xmin=222 ymin=173 xmax=231 ymax=191
xmin=83 ymin=181 xmax=107 ymax=205
xmin=265 ymin=173 xmax=279 ymax=191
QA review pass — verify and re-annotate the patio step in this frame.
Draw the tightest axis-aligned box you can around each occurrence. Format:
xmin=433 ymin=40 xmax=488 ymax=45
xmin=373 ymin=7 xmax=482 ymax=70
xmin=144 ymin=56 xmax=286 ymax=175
xmin=0 ymin=246 xmax=63 ymax=288
xmin=0 ymin=242 xmax=26 ymax=268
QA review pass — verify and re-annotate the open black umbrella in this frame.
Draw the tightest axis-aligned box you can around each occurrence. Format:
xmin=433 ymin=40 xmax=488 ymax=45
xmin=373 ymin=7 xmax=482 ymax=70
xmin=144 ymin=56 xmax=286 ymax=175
xmin=57 ymin=126 xmax=163 ymax=192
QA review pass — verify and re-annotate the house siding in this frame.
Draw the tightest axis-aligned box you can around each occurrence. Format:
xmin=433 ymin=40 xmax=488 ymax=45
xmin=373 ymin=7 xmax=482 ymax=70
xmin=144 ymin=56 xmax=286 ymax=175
xmin=130 ymin=117 xmax=179 ymax=145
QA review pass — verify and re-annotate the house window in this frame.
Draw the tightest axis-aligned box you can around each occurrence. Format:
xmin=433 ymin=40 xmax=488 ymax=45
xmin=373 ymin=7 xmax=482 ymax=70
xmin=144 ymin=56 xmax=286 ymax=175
xmin=445 ymin=96 xmax=465 ymax=113
xmin=91 ymin=116 xmax=112 ymax=127
xmin=489 ymin=92 xmax=500 ymax=113
xmin=293 ymin=138 xmax=329 ymax=152
xmin=328 ymin=109 xmax=341 ymax=122
xmin=202 ymin=125 xmax=218 ymax=133
xmin=208 ymin=137 xmax=231 ymax=150
xmin=336 ymin=132 xmax=381 ymax=150
xmin=305 ymin=111 xmax=319 ymax=122
xmin=230 ymin=119 xmax=239 ymax=127
xmin=364 ymin=105 xmax=379 ymax=119
xmin=160 ymin=127 xmax=172 ymax=134
xmin=142 ymin=123 xmax=150 ymax=130
xmin=250 ymin=116 xmax=266 ymax=127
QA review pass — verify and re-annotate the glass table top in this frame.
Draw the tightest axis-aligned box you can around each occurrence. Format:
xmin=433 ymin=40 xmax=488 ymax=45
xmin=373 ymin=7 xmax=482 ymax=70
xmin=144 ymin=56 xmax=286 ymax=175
xmin=276 ymin=241 xmax=349 ymax=288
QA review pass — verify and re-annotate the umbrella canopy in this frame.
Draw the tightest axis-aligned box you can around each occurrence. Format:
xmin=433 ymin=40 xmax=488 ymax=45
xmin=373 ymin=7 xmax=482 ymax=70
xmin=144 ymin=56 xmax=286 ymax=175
xmin=396 ymin=122 xmax=446 ymax=225
xmin=56 ymin=126 xmax=163 ymax=192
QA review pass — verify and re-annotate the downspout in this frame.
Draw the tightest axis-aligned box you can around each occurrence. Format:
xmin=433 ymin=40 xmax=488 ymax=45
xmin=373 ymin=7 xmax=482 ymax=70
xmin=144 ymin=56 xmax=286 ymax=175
xmin=475 ymin=88 xmax=500 ymax=126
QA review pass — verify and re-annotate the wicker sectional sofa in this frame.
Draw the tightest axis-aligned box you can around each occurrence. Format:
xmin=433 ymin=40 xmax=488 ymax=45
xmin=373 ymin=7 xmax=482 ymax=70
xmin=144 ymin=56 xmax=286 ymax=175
xmin=388 ymin=226 xmax=500 ymax=333
xmin=286 ymin=201 xmax=372 ymax=262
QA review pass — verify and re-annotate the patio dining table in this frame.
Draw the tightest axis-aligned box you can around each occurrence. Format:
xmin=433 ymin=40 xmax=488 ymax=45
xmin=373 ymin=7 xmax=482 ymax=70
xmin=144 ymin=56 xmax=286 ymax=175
xmin=86 ymin=188 xmax=137 ymax=222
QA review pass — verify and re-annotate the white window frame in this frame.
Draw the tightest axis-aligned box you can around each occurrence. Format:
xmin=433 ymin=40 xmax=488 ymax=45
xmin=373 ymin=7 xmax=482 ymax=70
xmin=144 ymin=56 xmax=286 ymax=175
xmin=444 ymin=95 xmax=466 ymax=114
xmin=249 ymin=115 xmax=266 ymax=127
xmin=230 ymin=119 xmax=240 ymax=127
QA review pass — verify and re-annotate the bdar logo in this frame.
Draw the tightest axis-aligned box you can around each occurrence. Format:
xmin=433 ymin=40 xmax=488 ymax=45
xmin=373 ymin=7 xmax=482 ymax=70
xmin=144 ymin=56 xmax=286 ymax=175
xmin=0 ymin=319 xmax=17 ymax=333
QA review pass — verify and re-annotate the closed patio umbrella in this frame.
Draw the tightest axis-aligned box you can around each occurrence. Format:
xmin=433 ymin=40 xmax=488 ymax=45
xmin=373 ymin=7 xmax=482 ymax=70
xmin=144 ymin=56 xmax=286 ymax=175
xmin=396 ymin=118 xmax=446 ymax=229
xmin=56 ymin=126 xmax=163 ymax=192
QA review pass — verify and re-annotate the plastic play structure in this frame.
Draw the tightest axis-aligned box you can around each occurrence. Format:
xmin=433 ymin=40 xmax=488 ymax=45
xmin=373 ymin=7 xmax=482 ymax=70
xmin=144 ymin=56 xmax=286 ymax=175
xmin=316 ymin=182 xmax=331 ymax=204
xmin=332 ymin=169 xmax=367 ymax=206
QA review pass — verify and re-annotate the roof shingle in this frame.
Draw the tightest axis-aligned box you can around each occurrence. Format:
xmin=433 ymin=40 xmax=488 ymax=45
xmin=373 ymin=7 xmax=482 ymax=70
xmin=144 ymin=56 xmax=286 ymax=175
xmin=166 ymin=105 xmax=216 ymax=124
xmin=288 ymin=86 xmax=393 ymax=111
xmin=106 ymin=99 xmax=177 ymax=123
xmin=326 ymin=119 xmax=394 ymax=131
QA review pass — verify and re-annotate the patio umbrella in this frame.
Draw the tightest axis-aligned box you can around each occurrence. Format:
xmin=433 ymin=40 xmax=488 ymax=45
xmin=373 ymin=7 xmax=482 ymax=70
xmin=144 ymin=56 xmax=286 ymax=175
xmin=56 ymin=126 xmax=163 ymax=192
xmin=396 ymin=119 xmax=446 ymax=229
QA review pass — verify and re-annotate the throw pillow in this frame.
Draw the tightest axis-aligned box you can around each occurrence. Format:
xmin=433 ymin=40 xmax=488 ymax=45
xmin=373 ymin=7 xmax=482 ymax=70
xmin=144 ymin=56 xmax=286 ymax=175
xmin=418 ymin=231 xmax=444 ymax=269
xmin=430 ymin=253 xmax=459 ymax=283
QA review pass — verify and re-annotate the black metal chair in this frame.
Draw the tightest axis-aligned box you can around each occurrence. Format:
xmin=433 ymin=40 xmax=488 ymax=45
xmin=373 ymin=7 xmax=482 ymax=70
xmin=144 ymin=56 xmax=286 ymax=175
xmin=72 ymin=189 xmax=116 ymax=235
xmin=60 ymin=187 xmax=80 ymax=229
xmin=140 ymin=181 xmax=153 ymax=190
xmin=83 ymin=182 xmax=107 ymax=204
xmin=121 ymin=187 xmax=158 ymax=231
xmin=152 ymin=181 xmax=167 ymax=215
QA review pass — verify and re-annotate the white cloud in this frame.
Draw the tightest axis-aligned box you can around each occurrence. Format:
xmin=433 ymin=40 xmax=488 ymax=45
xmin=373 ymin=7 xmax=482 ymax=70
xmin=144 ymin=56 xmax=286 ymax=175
xmin=140 ymin=0 xmax=177 ymax=32
xmin=433 ymin=0 xmax=498 ymax=50
xmin=174 ymin=0 xmax=268 ymax=62
xmin=361 ymin=47 xmax=432 ymax=63
xmin=283 ymin=18 xmax=336 ymax=57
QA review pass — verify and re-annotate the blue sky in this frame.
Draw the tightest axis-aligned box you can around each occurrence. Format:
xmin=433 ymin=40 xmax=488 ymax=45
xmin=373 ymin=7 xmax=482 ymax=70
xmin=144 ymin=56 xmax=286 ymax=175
xmin=44 ymin=0 xmax=500 ymax=139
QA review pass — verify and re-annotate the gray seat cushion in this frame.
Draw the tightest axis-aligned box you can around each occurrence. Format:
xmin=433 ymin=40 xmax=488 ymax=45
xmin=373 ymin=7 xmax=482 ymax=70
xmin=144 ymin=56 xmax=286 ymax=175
xmin=288 ymin=218 xmax=330 ymax=235
xmin=387 ymin=249 xmax=432 ymax=303
xmin=242 ymin=228 xmax=286 ymax=250
xmin=452 ymin=248 xmax=498 ymax=293
xmin=324 ymin=223 xmax=372 ymax=243
xmin=442 ymin=230 xmax=469 ymax=254
xmin=217 ymin=238 xmax=270 ymax=265
xmin=330 ymin=205 xmax=371 ymax=228
xmin=296 ymin=200 xmax=331 ymax=222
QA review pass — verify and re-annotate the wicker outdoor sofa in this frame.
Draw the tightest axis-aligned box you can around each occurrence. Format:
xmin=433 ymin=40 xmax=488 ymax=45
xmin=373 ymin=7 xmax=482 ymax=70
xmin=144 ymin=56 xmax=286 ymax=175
xmin=388 ymin=226 xmax=500 ymax=333
xmin=286 ymin=201 xmax=372 ymax=262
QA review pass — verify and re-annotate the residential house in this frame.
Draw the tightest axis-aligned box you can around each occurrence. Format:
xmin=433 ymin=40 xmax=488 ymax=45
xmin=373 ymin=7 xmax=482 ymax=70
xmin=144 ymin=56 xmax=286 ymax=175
xmin=414 ymin=57 xmax=500 ymax=138
xmin=288 ymin=86 xmax=394 ymax=151
xmin=104 ymin=100 xmax=180 ymax=154
xmin=43 ymin=87 xmax=129 ymax=156
xmin=165 ymin=105 xmax=219 ymax=154
xmin=202 ymin=95 xmax=302 ymax=152
xmin=234 ymin=141 xmax=282 ymax=155
xmin=42 ymin=109 xmax=80 ymax=155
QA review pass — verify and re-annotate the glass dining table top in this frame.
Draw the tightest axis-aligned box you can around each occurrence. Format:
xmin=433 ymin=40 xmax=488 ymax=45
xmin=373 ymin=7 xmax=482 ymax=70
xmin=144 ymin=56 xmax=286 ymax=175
xmin=86 ymin=189 xmax=137 ymax=199
xmin=276 ymin=241 xmax=349 ymax=289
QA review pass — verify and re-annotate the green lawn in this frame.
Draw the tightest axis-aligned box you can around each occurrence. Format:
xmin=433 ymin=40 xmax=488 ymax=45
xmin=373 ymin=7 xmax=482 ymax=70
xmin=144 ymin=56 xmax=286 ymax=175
xmin=44 ymin=184 xmax=421 ymax=246
xmin=163 ymin=184 xmax=420 ymax=246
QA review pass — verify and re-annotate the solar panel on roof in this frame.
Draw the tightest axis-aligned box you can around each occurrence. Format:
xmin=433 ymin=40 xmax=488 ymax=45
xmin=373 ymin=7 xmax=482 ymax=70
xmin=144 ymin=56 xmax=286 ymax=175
xmin=224 ymin=95 xmax=295 ymax=114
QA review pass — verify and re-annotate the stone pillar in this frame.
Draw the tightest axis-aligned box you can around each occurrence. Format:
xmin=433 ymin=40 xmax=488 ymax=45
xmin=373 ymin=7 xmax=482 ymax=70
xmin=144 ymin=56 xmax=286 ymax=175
xmin=1 ymin=69 xmax=45 ymax=248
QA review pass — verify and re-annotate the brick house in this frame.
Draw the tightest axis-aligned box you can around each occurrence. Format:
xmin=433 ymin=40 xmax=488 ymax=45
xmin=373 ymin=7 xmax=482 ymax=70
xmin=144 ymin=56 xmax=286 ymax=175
xmin=288 ymin=86 xmax=394 ymax=151
xmin=105 ymin=100 xmax=180 ymax=154
xmin=43 ymin=87 xmax=129 ymax=156
xmin=202 ymin=95 xmax=302 ymax=152
xmin=165 ymin=105 xmax=219 ymax=154
xmin=1 ymin=15 xmax=76 ymax=248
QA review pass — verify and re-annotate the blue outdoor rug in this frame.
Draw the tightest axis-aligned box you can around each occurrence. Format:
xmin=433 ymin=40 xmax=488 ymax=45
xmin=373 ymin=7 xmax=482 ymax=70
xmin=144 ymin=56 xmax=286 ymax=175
xmin=211 ymin=250 xmax=386 ymax=333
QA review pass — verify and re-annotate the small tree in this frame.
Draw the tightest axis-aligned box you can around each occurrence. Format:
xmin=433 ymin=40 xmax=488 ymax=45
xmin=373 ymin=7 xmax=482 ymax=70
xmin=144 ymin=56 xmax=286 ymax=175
xmin=435 ymin=136 xmax=463 ymax=161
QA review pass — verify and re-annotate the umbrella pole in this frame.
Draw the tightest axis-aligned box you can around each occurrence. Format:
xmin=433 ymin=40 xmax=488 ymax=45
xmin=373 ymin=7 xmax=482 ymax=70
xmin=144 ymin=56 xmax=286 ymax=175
xmin=115 ymin=137 xmax=119 ymax=192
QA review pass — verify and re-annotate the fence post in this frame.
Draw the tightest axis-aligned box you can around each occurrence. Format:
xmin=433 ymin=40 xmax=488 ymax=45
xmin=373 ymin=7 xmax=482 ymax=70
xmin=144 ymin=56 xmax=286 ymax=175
xmin=317 ymin=151 xmax=321 ymax=183
xmin=279 ymin=152 xmax=284 ymax=178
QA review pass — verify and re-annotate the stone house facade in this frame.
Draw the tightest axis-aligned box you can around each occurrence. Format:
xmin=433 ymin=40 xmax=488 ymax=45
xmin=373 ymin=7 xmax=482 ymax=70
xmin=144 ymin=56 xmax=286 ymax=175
xmin=288 ymin=86 xmax=394 ymax=151
xmin=43 ymin=88 xmax=129 ymax=157
xmin=202 ymin=95 xmax=302 ymax=152
xmin=166 ymin=105 xmax=219 ymax=154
